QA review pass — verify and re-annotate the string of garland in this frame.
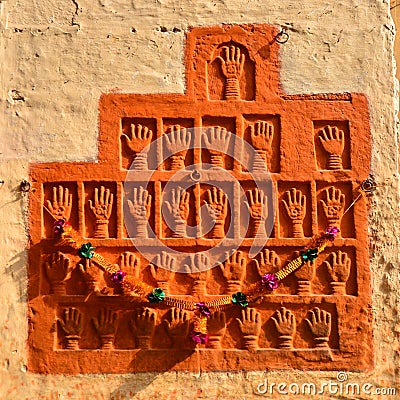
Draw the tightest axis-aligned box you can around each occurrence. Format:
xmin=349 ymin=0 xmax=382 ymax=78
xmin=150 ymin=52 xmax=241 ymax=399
xmin=54 ymin=219 xmax=339 ymax=344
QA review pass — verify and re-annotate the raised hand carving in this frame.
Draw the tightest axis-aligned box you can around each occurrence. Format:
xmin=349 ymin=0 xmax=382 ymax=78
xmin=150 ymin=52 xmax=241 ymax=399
xmin=216 ymin=45 xmax=245 ymax=100
xmin=150 ymin=251 xmax=176 ymax=293
xmin=236 ymin=307 xmax=261 ymax=351
xmin=203 ymin=126 xmax=230 ymax=168
xmin=282 ymin=188 xmax=306 ymax=238
xmin=92 ymin=308 xmax=118 ymax=350
xmin=324 ymin=251 xmax=351 ymax=295
xmin=293 ymin=251 xmax=316 ymax=295
xmin=183 ymin=253 xmax=210 ymax=296
xmin=318 ymin=125 xmax=345 ymax=170
xmin=245 ymin=188 xmax=268 ymax=237
xmin=204 ymin=187 xmax=228 ymax=239
xmin=306 ymin=308 xmax=331 ymax=349
xmin=121 ymin=123 xmax=153 ymax=170
xmin=320 ymin=186 xmax=345 ymax=236
xmin=164 ymin=308 xmax=190 ymax=348
xmin=127 ymin=186 xmax=151 ymax=238
xmin=164 ymin=125 xmax=191 ymax=170
xmin=164 ymin=187 xmax=190 ymax=237
xmin=59 ymin=307 xmax=83 ymax=350
xmin=250 ymin=121 xmax=274 ymax=171
xmin=118 ymin=251 xmax=141 ymax=294
xmin=130 ymin=307 xmax=157 ymax=349
xmin=271 ymin=307 xmax=296 ymax=349
xmin=79 ymin=258 xmax=103 ymax=294
xmin=88 ymin=186 xmax=114 ymax=239
xmin=207 ymin=311 xmax=226 ymax=349
xmin=254 ymin=249 xmax=281 ymax=280
xmin=220 ymin=251 xmax=246 ymax=294
xmin=44 ymin=251 xmax=73 ymax=295
xmin=47 ymin=185 xmax=73 ymax=222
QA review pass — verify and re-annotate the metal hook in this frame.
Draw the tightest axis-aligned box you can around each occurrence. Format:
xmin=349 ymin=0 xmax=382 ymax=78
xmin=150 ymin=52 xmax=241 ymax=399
xmin=275 ymin=30 xmax=289 ymax=44
xmin=20 ymin=179 xmax=31 ymax=193
xmin=361 ymin=178 xmax=376 ymax=193
xmin=190 ymin=169 xmax=201 ymax=182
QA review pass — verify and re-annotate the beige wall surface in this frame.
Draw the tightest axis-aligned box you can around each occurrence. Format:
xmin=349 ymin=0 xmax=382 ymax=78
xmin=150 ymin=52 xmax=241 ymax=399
xmin=0 ymin=0 xmax=399 ymax=399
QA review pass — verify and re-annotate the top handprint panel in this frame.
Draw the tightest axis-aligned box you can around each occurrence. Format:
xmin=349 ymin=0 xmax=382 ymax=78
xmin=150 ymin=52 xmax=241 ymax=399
xmin=207 ymin=42 xmax=255 ymax=101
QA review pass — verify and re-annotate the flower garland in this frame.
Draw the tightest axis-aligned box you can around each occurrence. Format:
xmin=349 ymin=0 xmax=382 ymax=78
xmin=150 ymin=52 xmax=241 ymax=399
xmin=55 ymin=219 xmax=339 ymax=344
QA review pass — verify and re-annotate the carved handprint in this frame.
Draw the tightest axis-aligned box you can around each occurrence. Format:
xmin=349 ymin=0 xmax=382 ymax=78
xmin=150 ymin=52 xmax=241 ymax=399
xmin=318 ymin=125 xmax=345 ymax=170
xmin=150 ymin=251 xmax=176 ymax=293
xmin=44 ymin=251 xmax=73 ymax=295
xmin=130 ymin=307 xmax=157 ymax=349
xmin=127 ymin=186 xmax=151 ymax=238
xmin=204 ymin=187 xmax=228 ymax=239
xmin=164 ymin=308 xmax=190 ymax=348
xmin=121 ymin=124 xmax=153 ymax=170
xmin=164 ymin=125 xmax=191 ymax=170
xmin=320 ymin=187 xmax=345 ymax=234
xmin=271 ymin=307 xmax=296 ymax=349
xmin=92 ymin=308 xmax=119 ymax=350
xmin=282 ymin=188 xmax=306 ymax=238
xmin=207 ymin=311 xmax=227 ymax=349
xmin=324 ymin=251 xmax=351 ymax=294
xmin=88 ymin=186 xmax=114 ymax=239
xmin=47 ymin=185 xmax=72 ymax=221
xmin=216 ymin=45 xmax=245 ymax=100
xmin=59 ymin=307 xmax=83 ymax=350
xmin=245 ymin=188 xmax=268 ymax=237
xmin=293 ymin=251 xmax=316 ymax=295
xmin=203 ymin=126 xmax=230 ymax=168
xmin=250 ymin=121 xmax=274 ymax=170
xmin=306 ymin=308 xmax=331 ymax=349
xmin=236 ymin=308 xmax=261 ymax=351
xmin=79 ymin=258 xmax=103 ymax=294
xmin=254 ymin=249 xmax=281 ymax=278
xmin=120 ymin=251 xmax=140 ymax=279
xmin=183 ymin=253 xmax=210 ymax=296
xmin=164 ymin=187 xmax=190 ymax=237
xmin=220 ymin=251 xmax=246 ymax=294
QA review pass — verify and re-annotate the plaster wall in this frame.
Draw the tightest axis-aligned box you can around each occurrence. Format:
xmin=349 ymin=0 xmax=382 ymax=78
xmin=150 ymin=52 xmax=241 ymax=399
xmin=0 ymin=0 xmax=399 ymax=399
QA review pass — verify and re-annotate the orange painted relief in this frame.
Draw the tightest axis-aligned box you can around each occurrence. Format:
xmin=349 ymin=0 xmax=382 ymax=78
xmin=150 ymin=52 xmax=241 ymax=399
xmin=28 ymin=24 xmax=373 ymax=374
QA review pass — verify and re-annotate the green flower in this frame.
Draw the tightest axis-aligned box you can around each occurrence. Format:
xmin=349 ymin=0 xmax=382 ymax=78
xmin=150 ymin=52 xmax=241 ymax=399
xmin=78 ymin=243 xmax=96 ymax=259
xmin=231 ymin=292 xmax=248 ymax=307
xmin=301 ymin=248 xmax=318 ymax=263
xmin=148 ymin=288 xmax=165 ymax=303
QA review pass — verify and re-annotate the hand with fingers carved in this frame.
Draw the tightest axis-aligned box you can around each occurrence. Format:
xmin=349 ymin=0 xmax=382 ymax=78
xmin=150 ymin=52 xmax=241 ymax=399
xmin=320 ymin=186 xmax=345 ymax=228
xmin=79 ymin=258 xmax=103 ymax=293
xmin=250 ymin=120 xmax=274 ymax=154
xmin=220 ymin=251 xmax=246 ymax=294
xmin=216 ymin=45 xmax=245 ymax=100
xmin=204 ymin=187 xmax=228 ymax=239
xmin=207 ymin=311 xmax=227 ymax=349
xmin=271 ymin=307 xmax=296 ymax=349
xmin=164 ymin=125 xmax=191 ymax=170
xmin=306 ymin=308 xmax=331 ymax=349
xmin=120 ymin=251 xmax=141 ymax=280
xmin=183 ymin=253 xmax=210 ymax=295
xmin=237 ymin=307 xmax=261 ymax=350
xmin=130 ymin=307 xmax=157 ymax=349
xmin=89 ymin=186 xmax=114 ymax=238
xmin=164 ymin=307 xmax=190 ymax=347
xmin=282 ymin=188 xmax=306 ymax=238
xmin=121 ymin=123 xmax=153 ymax=155
xmin=164 ymin=187 xmax=190 ymax=237
xmin=150 ymin=251 xmax=176 ymax=293
xmin=203 ymin=126 xmax=230 ymax=168
xmin=254 ymin=249 xmax=281 ymax=278
xmin=59 ymin=307 xmax=83 ymax=350
xmin=92 ymin=308 xmax=119 ymax=349
xmin=324 ymin=251 xmax=351 ymax=294
xmin=318 ymin=125 xmax=345 ymax=170
xmin=293 ymin=251 xmax=316 ymax=293
xmin=127 ymin=186 xmax=152 ymax=238
xmin=245 ymin=188 xmax=268 ymax=237
xmin=47 ymin=185 xmax=72 ymax=221
xmin=44 ymin=251 xmax=73 ymax=295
